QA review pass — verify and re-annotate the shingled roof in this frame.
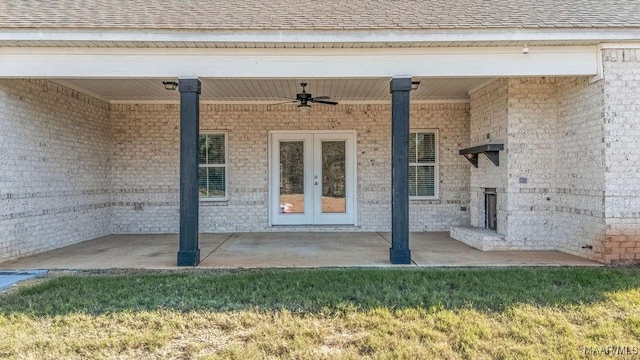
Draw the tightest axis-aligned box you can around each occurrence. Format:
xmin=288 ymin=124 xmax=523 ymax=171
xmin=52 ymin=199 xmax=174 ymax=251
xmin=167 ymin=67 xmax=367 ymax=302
xmin=1 ymin=0 xmax=639 ymax=30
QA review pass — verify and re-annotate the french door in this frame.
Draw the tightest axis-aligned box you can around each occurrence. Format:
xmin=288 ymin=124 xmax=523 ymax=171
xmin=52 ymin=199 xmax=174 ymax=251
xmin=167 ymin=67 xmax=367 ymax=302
xmin=270 ymin=131 xmax=356 ymax=225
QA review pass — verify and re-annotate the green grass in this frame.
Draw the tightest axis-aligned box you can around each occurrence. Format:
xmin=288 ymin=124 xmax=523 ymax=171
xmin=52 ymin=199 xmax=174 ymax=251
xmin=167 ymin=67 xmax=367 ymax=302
xmin=2 ymin=267 xmax=640 ymax=359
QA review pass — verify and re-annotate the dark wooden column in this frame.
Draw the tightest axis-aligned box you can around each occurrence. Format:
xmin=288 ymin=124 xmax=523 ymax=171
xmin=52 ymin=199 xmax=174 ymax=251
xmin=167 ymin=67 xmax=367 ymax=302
xmin=177 ymin=78 xmax=201 ymax=266
xmin=390 ymin=76 xmax=412 ymax=264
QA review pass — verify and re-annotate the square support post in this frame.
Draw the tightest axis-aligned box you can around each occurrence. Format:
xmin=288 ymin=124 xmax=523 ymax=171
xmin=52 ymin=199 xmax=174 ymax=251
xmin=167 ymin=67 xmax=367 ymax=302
xmin=177 ymin=78 xmax=201 ymax=266
xmin=390 ymin=76 xmax=412 ymax=264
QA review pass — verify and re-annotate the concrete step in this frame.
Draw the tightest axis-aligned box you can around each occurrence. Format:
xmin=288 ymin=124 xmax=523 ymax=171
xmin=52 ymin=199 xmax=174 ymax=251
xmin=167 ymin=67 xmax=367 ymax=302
xmin=450 ymin=226 xmax=506 ymax=251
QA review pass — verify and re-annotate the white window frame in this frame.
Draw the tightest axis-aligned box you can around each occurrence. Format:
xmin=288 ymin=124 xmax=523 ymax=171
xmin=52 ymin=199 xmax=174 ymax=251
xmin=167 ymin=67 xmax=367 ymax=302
xmin=409 ymin=129 xmax=439 ymax=200
xmin=199 ymin=131 xmax=228 ymax=202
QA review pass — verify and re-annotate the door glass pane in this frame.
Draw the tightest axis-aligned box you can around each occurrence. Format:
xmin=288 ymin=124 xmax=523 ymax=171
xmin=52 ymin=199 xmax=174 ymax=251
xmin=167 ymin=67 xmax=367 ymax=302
xmin=321 ymin=141 xmax=346 ymax=213
xmin=279 ymin=141 xmax=304 ymax=214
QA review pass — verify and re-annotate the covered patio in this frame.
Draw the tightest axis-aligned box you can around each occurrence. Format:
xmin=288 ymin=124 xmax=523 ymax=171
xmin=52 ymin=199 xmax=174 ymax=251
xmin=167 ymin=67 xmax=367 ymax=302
xmin=0 ymin=36 xmax=613 ymax=267
xmin=0 ymin=233 xmax=598 ymax=269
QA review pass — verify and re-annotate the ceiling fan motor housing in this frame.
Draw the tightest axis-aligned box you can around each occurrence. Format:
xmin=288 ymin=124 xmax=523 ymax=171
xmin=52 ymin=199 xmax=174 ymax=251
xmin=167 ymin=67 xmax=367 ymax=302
xmin=293 ymin=82 xmax=338 ymax=107
xmin=296 ymin=82 xmax=312 ymax=104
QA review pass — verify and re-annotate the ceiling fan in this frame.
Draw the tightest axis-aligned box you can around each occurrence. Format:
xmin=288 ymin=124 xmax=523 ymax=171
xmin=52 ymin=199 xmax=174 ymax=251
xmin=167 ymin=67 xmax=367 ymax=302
xmin=279 ymin=82 xmax=338 ymax=111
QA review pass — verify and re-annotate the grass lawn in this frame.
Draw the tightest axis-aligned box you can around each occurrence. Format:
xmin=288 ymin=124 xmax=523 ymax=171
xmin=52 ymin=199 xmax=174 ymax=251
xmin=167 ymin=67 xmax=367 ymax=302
xmin=1 ymin=267 xmax=640 ymax=359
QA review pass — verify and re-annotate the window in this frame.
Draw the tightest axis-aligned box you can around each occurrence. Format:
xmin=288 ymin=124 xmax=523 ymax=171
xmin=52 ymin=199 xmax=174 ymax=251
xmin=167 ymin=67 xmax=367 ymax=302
xmin=199 ymin=132 xmax=227 ymax=200
xmin=409 ymin=130 xmax=438 ymax=199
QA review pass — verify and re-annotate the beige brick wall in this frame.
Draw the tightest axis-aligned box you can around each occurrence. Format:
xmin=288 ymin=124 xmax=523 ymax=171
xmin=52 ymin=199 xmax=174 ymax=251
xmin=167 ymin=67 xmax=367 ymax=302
xmin=554 ymin=77 xmax=606 ymax=260
xmin=0 ymin=79 xmax=111 ymax=262
xmin=468 ymin=77 xmax=607 ymax=253
xmin=602 ymin=48 xmax=640 ymax=264
xmin=469 ymin=79 xmax=508 ymax=234
xmin=4 ymin=55 xmax=638 ymax=265
xmin=110 ymin=104 xmax=180 ymax=233
xmin=110 ymin=102 xmax=471 ymax=233
xmin=505 ymin=78 xmax=558 ymax=250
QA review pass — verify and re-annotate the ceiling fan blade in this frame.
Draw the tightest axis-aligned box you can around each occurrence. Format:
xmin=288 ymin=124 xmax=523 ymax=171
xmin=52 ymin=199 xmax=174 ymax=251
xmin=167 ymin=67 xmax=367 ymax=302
xmin=311 ymin=99 xmax=339 ymax=105
xmin=311 ymin=96 xmax=330 ymax=100
xmin=270 ymin=100 xmax=298 ymax=105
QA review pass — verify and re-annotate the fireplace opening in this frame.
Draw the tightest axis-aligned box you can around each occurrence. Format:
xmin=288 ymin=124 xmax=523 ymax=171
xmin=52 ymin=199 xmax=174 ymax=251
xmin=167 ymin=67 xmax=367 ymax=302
xmin=485 ymin=188 xmax=497 ymax=230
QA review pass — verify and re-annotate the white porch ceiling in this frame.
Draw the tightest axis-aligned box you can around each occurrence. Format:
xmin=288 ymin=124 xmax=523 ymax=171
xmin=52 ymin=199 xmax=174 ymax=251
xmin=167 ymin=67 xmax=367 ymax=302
xmin=52 ymin=78 xmax=494 ymax=102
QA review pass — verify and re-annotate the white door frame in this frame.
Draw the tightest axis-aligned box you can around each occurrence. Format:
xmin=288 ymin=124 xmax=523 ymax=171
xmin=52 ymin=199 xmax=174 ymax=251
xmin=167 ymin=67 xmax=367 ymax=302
xmin=269 ymin=130 xmax=357 ymax=226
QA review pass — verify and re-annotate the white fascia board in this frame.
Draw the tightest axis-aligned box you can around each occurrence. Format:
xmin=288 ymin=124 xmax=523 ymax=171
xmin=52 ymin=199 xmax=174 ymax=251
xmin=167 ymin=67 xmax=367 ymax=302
xmin=0 ymin=28 xmax=639 ymax=44
xmin=0 ymin=46 xmax=599 ymax=78
xmin=467 ymin=78 xmax=500 ymax=95
xmin=599 ymin=43 xmax=640 ymax=49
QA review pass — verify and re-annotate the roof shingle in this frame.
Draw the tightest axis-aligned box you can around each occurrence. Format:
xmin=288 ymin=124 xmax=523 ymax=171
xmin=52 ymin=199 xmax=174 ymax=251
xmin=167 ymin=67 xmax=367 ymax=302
xmin=1 ymin=0 xmax=639 ymax=30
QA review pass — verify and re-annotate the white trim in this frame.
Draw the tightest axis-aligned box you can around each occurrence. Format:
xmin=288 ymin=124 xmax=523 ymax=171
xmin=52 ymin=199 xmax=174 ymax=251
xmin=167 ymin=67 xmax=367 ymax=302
xmin=1 ymin=28 xmax=638 ymax=45
xmin=590 ymin=46 xmax=604 ymax=83
xmin=107 ymin=99 xmax=471 ymax=105
xmin=0 ymin=46 xmax=598 ymax=56
xmin=51 ymin=79 xmax=111 ymax=102
xmin=598 ymin=43 xmax=640 ymax=49
xmin=269 ymin=132 xmax=315 ymax=225
xmin=467 ymin=78 xmax=500 ymax=95
xmin=270 ymin=130 xmax=359 ymax=135
xmin=312 ymin=132 xmax=357 ymax=225
xmin=0 ymin=46 xmax=599 ymax=78
xmin=198 ymin=131 xmax=229 ymax=202
xmin=269 ymin=130 xmax=357 ymax=226
xmin=408 ymin=129 xmax=439 ymax=201
xmin=590 ymin=43 xmax=640 ymax=83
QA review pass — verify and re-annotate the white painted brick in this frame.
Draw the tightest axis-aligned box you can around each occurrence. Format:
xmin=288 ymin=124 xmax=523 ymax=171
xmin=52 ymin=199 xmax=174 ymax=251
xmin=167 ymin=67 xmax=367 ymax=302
xmin=0 ymin=79 xmax=111 ymax=262
xmin=3 ymin=50 xmax=639 ymax=265
xmin=109 ymin=102 xmax=471 ymax=233
xmin=465 ymin=77 xmax=606 ymax=253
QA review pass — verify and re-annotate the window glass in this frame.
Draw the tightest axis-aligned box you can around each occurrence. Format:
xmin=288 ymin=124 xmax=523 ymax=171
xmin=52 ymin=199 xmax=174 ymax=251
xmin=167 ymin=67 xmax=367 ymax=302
xmin=409 ymin=131 xmax=437 ymax=199
xmin=198 ymin=133 xmax=227 ymax=199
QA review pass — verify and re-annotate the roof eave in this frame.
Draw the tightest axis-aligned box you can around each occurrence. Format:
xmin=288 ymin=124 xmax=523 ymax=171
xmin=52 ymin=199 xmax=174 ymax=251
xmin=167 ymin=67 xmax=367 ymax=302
xmin=0 ymin=27 xmax=639 ymax=47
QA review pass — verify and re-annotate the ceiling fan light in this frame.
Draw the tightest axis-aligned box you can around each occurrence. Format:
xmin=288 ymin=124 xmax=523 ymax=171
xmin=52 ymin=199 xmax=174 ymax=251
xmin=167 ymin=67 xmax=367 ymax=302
xmin=297 ymin=103 xmax=311 ymax=113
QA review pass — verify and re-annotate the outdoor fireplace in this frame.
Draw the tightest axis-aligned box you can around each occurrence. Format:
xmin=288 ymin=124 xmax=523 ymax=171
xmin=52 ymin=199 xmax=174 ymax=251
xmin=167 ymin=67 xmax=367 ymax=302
xmin=485 ymin=188 xmax=497 ymax=230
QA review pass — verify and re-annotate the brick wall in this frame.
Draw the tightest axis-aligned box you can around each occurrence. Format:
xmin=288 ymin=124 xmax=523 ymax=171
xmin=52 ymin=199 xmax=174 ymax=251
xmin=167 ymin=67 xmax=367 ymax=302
xmin=109 ymin=102 xmax=471 ymax=233
xmin=469 ymin=77 xmax=607 ymax=253
xmin=555 ymin=77 xmax=606 ymax=260
xmin=602 ymin=48 xmax=640 ymax=264
xmin=109 ymin=104 xmax=179 ymax=233
xmin=0 ymin=79 xmax=111 ymax=262
xmin=5 ymin=57 xmax=637 ymax=264
xmin=505 ymin=78 xmax=558 ymax=250
xmin=469 ymin=79 xmax=508 ymax=233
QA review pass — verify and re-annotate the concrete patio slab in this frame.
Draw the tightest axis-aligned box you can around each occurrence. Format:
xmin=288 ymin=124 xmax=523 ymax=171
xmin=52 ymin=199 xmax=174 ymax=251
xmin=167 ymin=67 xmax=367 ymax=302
xmin=0 ymin=234 xmax=230 ymax=269
xmin=200 ymin=232 xmax=392 ymax=268
xmin=380 ymin=232 xmax=599 ymax=267
xmin=0 ymin=232 xmax=601 ymax=270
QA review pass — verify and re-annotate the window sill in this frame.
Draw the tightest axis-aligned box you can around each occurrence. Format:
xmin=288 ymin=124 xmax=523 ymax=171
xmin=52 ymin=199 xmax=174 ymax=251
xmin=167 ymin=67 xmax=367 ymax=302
xmin=200 ymin=198 xmax=229 ymax=205
xmin=410 ymin=197 xmax=441 ymax=204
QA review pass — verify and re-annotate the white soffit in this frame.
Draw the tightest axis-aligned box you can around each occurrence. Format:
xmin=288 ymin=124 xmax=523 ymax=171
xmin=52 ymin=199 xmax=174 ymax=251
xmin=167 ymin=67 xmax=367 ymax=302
xmin=52 ymin=78 xmax=494 ymax=102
